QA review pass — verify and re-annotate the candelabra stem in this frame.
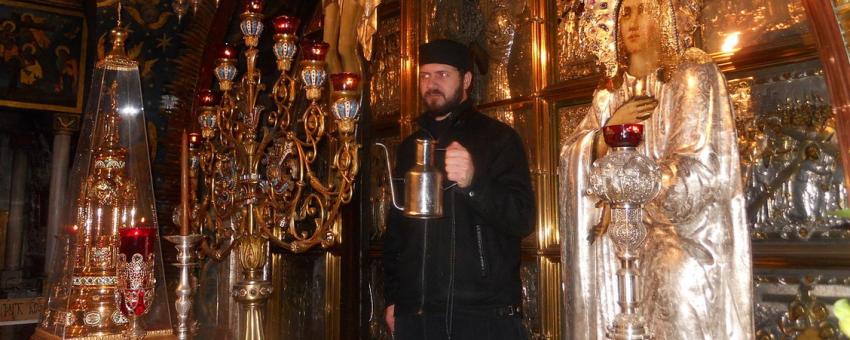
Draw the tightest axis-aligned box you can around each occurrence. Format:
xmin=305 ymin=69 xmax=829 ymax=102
xmin=607 ymin=207 xmax=651 ymax=340
xmin=165 ymin=234 xmax=203 ymax=340
xmin=233 ymin=233 xmax=273 ymax=340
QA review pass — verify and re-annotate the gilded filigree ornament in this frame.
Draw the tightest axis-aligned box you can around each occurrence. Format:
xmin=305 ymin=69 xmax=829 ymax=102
xmin=744 ymin=92 xmax=849 ymax=240
xmin=753 ymin=275 xmax=846 ymax=340
xmin=368 ymin=16 xmax=401 ymax=117
xmin=557 ymin=0 xmax=597 ymax=80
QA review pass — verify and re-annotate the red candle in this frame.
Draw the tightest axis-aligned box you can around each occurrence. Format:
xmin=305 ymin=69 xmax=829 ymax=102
xmin=602 ymin=124 xmax=644 ymax=148
xmin=198 ymin=89 xmax=221 ymax=107
xmin=119 ymin=225 xmax=155 ymax=258
xmin=330 ymin=73 xmax=360 ymax=91
xmin=243 ymin=0 xmax=264 ymax=13
xmin=301 ymin=40 xmax=329 ymax=61
xmin=273 ymin=15 xmax=299 ymax=35
xmin=220 ymin=43 xmax=238 ymax=60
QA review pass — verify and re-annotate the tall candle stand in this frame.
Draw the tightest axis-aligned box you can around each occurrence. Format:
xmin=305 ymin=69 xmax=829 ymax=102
xmin=164 ymin=234 xmax=202 ymax=340
xmin=588 ymin=124 xmax=661 ymax=340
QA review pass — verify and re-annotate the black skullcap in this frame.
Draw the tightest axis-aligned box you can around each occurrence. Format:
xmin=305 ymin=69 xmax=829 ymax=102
xmin=419 ymin=39 xmax=473 ymax=73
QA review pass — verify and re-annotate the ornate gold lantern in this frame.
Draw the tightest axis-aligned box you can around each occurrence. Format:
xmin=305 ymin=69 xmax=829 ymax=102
xmin=33 ymin=15 xmax=173 ymax=340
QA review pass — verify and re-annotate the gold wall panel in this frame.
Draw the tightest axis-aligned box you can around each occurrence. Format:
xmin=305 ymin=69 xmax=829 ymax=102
xmin=520 ymin=259 xmax=542 ymax=339
xmin=369 ymin=16 xmax=402 ymax=119
xmin=553 ymin=0 xmax=597 ymax=82
xmin=702 ymin=0 xmax=809 ymax=53
xmin=264 ymin=253 xmax=327 ymax=338
xmin=423 ymin=0 xmax=535 ymax=105
xmin=556 ymin=103 xmax=591 ymax=150
xmin=477 ymin=0 xmax=535 ymax=104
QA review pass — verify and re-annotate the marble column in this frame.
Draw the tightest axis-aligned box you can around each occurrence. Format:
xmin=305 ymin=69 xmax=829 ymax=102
xmin=4 ymin=147 xmax=28 ymax=274
xmin=44 ymin=114 xmax=79 ymax=276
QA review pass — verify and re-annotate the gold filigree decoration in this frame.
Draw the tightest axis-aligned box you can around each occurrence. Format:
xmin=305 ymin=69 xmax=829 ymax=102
xmin=777 ymin=282 xmax=840 ymax=339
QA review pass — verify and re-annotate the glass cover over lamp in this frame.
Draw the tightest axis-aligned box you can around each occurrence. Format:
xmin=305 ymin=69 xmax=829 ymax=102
xmin=34 ymin=12 xmax=172 ymax=340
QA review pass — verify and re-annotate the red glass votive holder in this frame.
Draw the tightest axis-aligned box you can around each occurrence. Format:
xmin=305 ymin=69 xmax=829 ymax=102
xmin=119 ymin=226 xmax=155 ymax=258
xmin=243 ymin=0 xmax=264 ymax=13
xmin=220 ymin=43 xmax=238 ymax=60
xmin=273 ymin=15 xmax=299 ymax=35
xmin=330 ymin=73 xmax=360 ymax=92
xmin=198 ymin=89 xmax=221 ymax=107
xmin=301 ymin=40 xmax=329 ymax=61
xmin=602 ymin=124 xmax=644 ymax=148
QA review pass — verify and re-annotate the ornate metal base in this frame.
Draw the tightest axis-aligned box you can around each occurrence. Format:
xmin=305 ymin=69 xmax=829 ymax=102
xmin=607 ymin=314 xmax=651 ymax=340
xmin=124 ymin=316 xmax=147 ymax=340
xmin=232 ymin=279 xmax=273 ymax=340
xmin=30 ymin=326 xmax=174 ymax=340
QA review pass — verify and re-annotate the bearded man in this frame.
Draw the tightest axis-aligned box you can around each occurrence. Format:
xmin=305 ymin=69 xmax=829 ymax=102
xmin=383 ymin=39 xmax=536 ymax=340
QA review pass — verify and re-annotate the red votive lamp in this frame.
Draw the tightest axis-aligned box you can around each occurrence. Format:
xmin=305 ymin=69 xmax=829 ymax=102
xmin=198 ymin=89 xmax=221 ymax=107
xmin=602 ymin=123 xmax=644 ymax=148
xmin=301 ymin=40 xmax=329 ymax=61
xmin=220 ymin=43 xmax=238 ymax=60
xmin=273 ymin=15 xmax=299 ymax=35
xmin=330 ymin=73 xmax=360 ymax=91
xmin=243 ymin=0 xmax=264 ymax=13
xmin=188 ymin=132 xmax=202 ymax=148
xmin=119 ymin=224 xmax=156 ymax=258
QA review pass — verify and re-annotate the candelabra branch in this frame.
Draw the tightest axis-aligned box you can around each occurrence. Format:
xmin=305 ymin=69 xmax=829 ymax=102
xmin=198 ymin=236 xmax=235 ymax=262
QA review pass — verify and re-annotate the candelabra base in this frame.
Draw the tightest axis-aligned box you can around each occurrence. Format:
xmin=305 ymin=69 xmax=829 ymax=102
xmin=232 ymin=279 xmax=273 ymax=340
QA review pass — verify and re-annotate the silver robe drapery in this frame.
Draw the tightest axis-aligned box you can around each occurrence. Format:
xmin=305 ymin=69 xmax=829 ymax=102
xmin=559 ymin=50 xmax=754 ymax=340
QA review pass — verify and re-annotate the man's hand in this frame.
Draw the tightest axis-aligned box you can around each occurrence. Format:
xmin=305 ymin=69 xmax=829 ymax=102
xmin=385 ymin=304 xmax=395 ymax=333
xmin=445 ymin=141 xmax=474 ymax=188
xmin=606 ymin=97 xmax=657 ymax=126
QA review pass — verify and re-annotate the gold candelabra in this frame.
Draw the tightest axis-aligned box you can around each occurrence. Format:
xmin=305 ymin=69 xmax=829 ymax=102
xmin=189 ymin=2 xmax=362 ymax=339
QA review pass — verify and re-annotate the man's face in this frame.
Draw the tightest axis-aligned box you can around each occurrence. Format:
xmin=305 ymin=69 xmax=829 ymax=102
xmin=618 ymin=0 xmax=658 ymax=56
xmin=419 ymin=63 xmax=470 ymax=115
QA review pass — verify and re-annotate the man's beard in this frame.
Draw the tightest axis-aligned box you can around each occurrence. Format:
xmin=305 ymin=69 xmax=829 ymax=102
xmin=423 ymin=85 xmax=464 ymax=118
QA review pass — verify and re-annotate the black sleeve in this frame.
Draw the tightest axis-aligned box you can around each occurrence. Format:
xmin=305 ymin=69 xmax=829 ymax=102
xmin=458 ymin=129 xmax=536 ymax=238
